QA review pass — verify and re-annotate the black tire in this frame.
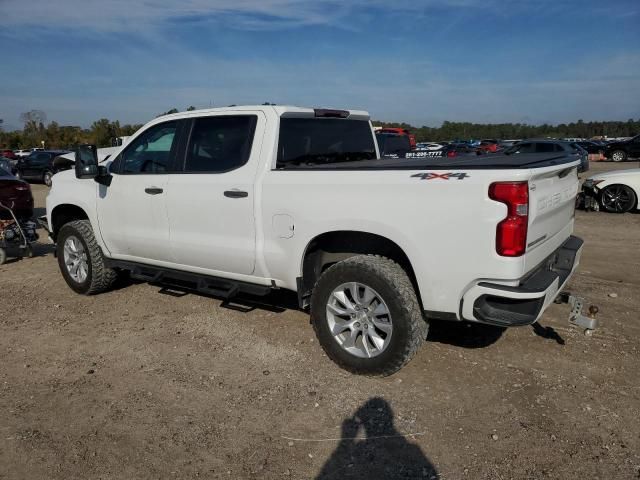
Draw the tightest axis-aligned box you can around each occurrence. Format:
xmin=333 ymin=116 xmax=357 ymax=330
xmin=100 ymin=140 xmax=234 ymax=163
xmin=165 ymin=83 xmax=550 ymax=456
xmin=56 ymin=220 xmax=118 ymax=294
xmin=310 ymin=255 xmax=428 ymax=376
xmin=599 ymin=184 xmax=637 ymax=213
xmin=610 ymin=150 xmax=627 ymax=162
xmin=43 ymin=170 xmax=53 ymax=187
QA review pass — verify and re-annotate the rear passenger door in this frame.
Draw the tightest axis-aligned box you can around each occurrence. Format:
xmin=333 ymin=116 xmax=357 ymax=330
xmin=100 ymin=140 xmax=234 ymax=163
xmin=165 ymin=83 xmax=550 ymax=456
xmin=166 ymin=112 xmax=265 ymax=276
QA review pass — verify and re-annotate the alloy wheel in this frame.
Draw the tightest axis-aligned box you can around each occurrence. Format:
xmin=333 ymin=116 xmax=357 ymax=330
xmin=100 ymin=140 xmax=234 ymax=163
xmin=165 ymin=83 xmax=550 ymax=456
xmin=326 ymin=282 xmax=393 ymax=358
xmin=63 ymin=235 xmax=89 ymax=283
xmin=601 ymin=185 xmax=634 ymax=213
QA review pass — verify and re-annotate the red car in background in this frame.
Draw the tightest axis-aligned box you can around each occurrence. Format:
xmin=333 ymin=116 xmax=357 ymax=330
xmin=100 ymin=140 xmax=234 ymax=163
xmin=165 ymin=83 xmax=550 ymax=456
xmin=376 ymin=128 xmax=417 ymax=150
xmin=477 ymin=139 xmax=499 ymax=154
xmin=1 ymin=150 xmax=18 ymax=160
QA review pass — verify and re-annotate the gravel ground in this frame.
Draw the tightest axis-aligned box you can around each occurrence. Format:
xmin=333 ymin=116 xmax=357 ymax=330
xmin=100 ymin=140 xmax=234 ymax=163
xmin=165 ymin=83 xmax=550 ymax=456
xmin=1 ymin=161 xmax=639 ymax=479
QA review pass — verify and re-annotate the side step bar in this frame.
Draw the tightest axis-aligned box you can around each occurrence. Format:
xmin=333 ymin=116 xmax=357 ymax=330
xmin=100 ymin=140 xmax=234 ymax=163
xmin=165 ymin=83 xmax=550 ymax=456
xmin=104 ymin=259 xmax=272 ymax=299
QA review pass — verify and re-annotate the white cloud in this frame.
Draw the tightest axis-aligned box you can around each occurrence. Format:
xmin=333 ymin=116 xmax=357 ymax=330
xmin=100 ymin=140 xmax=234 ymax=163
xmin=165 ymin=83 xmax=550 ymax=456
xmin=0 ymin=0 xmax=586 ymax=31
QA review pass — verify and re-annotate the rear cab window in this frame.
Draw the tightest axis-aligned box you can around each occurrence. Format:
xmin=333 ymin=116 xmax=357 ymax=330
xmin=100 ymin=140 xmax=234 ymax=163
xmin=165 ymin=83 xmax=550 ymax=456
xmin=276 ymin=118 xmax=376 ymax=168
xmin=184 ymin=115 xmax=257 ymax=173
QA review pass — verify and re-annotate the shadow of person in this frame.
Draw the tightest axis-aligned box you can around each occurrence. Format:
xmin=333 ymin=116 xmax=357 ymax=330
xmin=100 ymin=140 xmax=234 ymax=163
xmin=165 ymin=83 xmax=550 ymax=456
xmin=316 ymin=397 xmax=438 ymax=479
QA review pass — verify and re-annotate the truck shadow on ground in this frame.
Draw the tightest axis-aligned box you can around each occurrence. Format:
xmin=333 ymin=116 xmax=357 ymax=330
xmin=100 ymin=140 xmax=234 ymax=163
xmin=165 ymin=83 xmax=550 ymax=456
xmin=315 ymin=397 xmax=439 ymax=480
xmin=427 ymin=320 xmax=506 ymax=349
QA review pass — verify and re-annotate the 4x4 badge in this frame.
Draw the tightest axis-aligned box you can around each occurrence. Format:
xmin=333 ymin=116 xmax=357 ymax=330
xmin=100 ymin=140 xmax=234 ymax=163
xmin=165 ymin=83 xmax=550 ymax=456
xmin=411 ymin=172 xmax=470 ymax=180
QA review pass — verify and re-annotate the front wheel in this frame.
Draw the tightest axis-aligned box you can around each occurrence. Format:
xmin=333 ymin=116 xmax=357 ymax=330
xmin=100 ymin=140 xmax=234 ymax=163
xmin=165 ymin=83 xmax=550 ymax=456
xmin=600 ymin=184 xmax=637 ymax=213
xmin=310 ymin=255 xmax=428 ymax=376
xmin=56 ymin=220 xmax=118 ymax=294
xmin=610 ymin=150 xmax=627 ymax=162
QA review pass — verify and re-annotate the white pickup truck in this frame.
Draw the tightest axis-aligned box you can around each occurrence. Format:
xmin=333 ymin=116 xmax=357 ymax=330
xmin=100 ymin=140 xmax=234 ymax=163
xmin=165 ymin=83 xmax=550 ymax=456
xmin=45 ymin=105 xmax=589 ymax=375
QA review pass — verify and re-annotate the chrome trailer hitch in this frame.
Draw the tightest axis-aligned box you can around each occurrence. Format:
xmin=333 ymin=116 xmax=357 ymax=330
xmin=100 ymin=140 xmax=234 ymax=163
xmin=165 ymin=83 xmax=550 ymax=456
xmin=555 ymin=292 xmax=599 ymax=335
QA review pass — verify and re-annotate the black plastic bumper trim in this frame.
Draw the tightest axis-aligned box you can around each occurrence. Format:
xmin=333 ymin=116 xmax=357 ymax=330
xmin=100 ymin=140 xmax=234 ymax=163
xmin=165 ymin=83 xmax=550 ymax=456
xmin=472 ymin=235 xmax=583 ymax=327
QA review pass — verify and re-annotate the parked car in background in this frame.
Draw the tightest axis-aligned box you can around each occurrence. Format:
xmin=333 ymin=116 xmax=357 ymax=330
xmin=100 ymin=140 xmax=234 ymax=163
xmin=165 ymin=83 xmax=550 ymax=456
xmin=504 ymin=140 xmax=589 ymax=173
xmin=582 ymin=168 xmax=640 ymax=213
xmin=604 ymin=135 xmax=640 ymax=162
xmin=1 ymin=150 xmax=18 ymax=160
xmin=447 ymin=142 xmax=477 ymax=154
xmin=13 ymin=149 xmax=31 ymax=158
xmin=376 ymin=128 xmax=416 ymax=150
xmin=499 ymin=139 xmax=521 ymax=149
xmin=0 ymin=166 xmax=34 ymax=220
xmin=0 ymin=157 xmax=13 ymax=175
xmin=477 ymin=140 xmax=499 ymax=154
xmin=575 ymin=141 xmax=604 ymax=155
xmin=14 ymin=150 xmax=70 ymax=187
xmin=415 ymin=142 xmax=444 ymax=151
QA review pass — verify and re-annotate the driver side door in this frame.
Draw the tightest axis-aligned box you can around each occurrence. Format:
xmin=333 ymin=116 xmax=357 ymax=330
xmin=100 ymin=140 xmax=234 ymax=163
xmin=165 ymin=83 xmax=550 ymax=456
xmin=96 ymin=120 xmax=182 ymax=263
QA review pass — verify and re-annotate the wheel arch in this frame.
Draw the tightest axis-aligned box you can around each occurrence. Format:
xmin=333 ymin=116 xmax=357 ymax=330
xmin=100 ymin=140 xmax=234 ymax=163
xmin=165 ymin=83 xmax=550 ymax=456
xmin=51 ymin=204 xmax=89 ymax=241
xmin=299 ymin=230 xmax=422 ymax=309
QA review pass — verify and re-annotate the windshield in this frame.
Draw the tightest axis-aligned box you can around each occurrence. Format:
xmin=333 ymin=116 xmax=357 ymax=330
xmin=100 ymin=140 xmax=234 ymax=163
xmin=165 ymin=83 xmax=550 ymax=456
xmin=277 ymin=118 xmax=376 ymax=168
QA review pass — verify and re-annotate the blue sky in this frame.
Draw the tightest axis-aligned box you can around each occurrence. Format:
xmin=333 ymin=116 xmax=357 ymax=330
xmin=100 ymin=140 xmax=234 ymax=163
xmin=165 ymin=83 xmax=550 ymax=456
xmin=1 ymin=0 xmax=639 ymax=129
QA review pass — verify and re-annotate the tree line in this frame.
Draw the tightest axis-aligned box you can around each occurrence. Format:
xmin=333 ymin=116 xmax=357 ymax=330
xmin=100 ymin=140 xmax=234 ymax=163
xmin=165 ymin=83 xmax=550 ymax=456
xmin=1 ymin=108 xmax=638 ymax=150
xmin=375 ymin=119 xmax=640 ymax=142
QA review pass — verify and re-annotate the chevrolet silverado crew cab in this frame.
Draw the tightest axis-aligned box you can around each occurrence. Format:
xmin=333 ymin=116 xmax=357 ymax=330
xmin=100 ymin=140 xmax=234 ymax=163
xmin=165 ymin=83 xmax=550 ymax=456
xmin=45 ymin=105 xmax=586 ymax=376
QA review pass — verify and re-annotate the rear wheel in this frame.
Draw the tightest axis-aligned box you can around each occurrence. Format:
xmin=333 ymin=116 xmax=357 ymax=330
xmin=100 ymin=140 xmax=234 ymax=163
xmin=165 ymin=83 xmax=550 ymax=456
xmin=43 ymin=170 xmax=53 ymax=187
xmin=610 ymin=150 xmax=627 ymax=162
xmin=57 ymin=220 xmax=118 ymax=294
xmin=600 ymin=184 xmax=636 ymax=213
xmin=310 ymin=255 xmax=428 ymax=376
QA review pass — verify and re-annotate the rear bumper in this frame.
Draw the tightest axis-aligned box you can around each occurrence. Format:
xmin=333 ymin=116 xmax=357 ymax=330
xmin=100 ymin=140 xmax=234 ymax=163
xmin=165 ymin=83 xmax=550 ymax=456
xmin=461 ymin=236 xmax=583 ymax=327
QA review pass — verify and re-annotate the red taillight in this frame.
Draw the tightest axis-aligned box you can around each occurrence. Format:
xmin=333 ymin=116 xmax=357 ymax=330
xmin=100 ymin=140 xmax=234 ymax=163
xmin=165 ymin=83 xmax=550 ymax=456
xmin=447 ymin=150 xmax=457 ymax=158
xmin=489 ymin=182 xmax=529 ymax=257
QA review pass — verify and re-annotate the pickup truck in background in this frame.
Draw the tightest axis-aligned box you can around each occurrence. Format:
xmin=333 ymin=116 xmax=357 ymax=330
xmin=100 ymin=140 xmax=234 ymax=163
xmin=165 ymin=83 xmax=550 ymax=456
xmin=45 ymin=105 xmax=587 ymax=376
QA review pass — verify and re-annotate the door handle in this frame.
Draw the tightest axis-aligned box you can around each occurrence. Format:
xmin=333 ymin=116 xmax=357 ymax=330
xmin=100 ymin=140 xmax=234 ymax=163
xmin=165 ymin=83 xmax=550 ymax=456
xmin=224 ymin=190 xmax=248 ymax=198
xmin=145 ymin=187 xmax=164 ymax=195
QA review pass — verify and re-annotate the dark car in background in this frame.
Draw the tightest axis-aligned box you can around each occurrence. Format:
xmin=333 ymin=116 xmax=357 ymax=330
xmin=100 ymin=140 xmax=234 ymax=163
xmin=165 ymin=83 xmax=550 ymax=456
xmin=575 ymin=141 xmax=604 ymax=155
xmin=604 ymin=134 xmax=640 ymax=162
xmin=505 ymin=139 xmax=589 ymax=173
xmin=14 ymin=150 xmax=70 ymax=187
xmin=0 ymin=157 xmax=13 ymax=175
xmin=0 ymin=166 xmax=34 ymax=220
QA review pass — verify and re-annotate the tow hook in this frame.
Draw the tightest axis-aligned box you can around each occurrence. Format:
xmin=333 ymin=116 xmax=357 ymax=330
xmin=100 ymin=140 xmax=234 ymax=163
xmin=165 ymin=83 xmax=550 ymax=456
xmin=555 ymin=292 xmax=599 ymax=335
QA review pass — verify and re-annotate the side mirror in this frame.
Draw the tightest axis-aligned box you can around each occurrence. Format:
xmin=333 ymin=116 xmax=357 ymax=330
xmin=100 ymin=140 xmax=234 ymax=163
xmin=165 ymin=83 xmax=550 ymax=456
xmin=74 ymin=144 xmax=99 ymax=179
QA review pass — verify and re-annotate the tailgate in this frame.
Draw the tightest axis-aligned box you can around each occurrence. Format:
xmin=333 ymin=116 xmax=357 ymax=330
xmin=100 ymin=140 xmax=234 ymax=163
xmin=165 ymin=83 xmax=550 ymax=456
xmin=525 ymin=163 xmax=580 ymax=271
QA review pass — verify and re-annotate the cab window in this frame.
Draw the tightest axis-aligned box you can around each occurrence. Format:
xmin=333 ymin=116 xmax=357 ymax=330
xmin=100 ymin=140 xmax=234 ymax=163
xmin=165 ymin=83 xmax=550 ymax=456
xmin=184 ymin=116 xmax=257 ymax=173
xmin=121 ymin=121 xmax=178 ymax=174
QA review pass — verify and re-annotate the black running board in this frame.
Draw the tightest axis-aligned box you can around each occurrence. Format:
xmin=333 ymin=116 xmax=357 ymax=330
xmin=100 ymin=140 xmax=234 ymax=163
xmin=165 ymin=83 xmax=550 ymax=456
xmin=104 ymin=259 xmax=272 ymax=299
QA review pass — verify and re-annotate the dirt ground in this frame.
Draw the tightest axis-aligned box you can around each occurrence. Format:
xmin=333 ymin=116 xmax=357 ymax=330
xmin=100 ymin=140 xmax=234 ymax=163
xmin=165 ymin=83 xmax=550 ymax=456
xmin=1 ymin=161 xmax=639 ymax=479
